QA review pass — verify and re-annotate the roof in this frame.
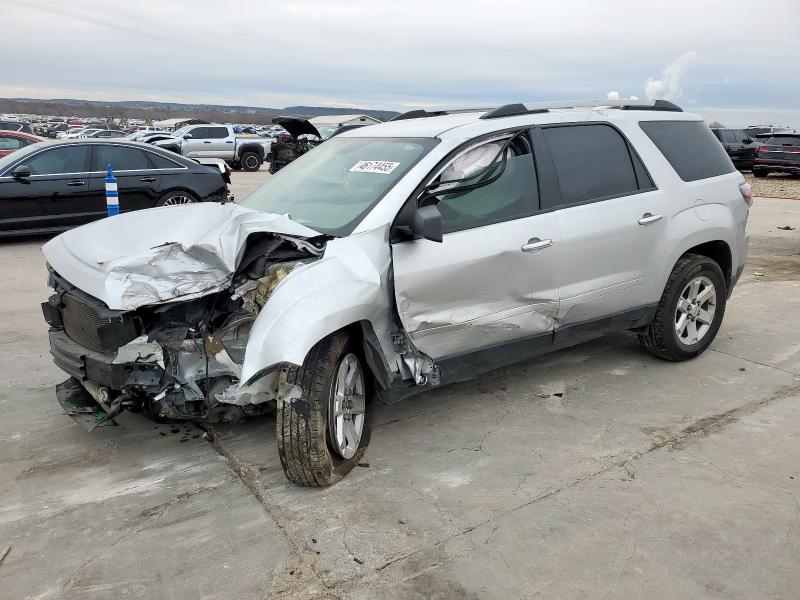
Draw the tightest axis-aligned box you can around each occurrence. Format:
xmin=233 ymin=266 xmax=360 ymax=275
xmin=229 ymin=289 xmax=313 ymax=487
xmin=152 ymin=117 xmax=208 ymax=127
xmin=341 ymin=102 xmax=701 ymax=141
xmin=308 ymin=114 xmax=382 ymax=128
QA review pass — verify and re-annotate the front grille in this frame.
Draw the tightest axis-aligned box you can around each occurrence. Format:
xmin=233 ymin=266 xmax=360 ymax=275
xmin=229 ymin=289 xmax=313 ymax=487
xmin=61 ymin=294 xmax=113 ymax=352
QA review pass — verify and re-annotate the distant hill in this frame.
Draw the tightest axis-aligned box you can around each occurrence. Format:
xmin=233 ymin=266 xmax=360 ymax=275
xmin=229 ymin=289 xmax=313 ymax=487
xmin=0 ymin=97 xmax=400 ymax=125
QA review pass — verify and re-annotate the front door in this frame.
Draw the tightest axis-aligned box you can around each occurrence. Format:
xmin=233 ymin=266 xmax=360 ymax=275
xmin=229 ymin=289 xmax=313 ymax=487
xmin=392 ymin=134 xmax=559 ymax=360
xmin=182 ymin=126 xmax=209 ymax=157
xmin=0 ymin=144 xmax=97 ymax=232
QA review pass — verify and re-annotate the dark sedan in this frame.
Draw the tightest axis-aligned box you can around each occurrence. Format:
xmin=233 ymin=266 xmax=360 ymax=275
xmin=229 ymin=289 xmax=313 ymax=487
xmin=710 ymin=127 xmax=759 ymax=170
xmin=0 ymin=139 xmax=230 ymax=237
xmin=753 ymin=134 xmax=800 ymax=178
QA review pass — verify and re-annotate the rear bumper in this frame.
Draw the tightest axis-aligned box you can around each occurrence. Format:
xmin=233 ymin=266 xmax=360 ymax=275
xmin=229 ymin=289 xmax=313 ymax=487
xmin=48 ymin=328 xmax=163 ymax=390
xmin=753 ymin=161 xmax=800 ymax=173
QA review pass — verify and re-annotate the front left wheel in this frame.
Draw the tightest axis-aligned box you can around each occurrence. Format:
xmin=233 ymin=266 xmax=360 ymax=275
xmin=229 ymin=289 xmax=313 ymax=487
xmin=277 ymin=331 xmax=371 ymax=486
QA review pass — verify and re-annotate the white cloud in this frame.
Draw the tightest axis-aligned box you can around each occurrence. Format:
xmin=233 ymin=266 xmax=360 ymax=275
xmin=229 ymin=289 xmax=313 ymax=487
xmin=644 ymin=51 xmax=699 ymax=102
xmin=606 ymin=91 xmax=620 ymax=101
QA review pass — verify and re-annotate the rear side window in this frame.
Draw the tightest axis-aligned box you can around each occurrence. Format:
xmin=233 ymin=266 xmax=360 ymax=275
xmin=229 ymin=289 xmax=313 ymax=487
xmin=147 ymin=151 xmax=183 ymax=169
xmin=0 ymin=136 xmax=24 ymax=151
xmin=542 ymin=124 xmax=646 ymax=208
xmin=640 ymin=121 xmax=735 ymax=182
xmin=92 ymin=145 xmax=150 ymax=171
xmin=207 ymin=127 xmax=229 ymax=139
xmin=721 ymin=130 xmax=737 ymax=143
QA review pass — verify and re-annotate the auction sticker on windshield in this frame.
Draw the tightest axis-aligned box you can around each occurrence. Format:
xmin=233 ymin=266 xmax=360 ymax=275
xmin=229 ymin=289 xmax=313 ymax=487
xmin=350 ymin=160 xmax=400 ymax=174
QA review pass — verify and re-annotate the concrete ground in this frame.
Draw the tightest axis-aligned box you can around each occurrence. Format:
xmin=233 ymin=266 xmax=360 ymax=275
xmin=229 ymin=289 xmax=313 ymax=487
xmin=1 ymin=170 xmax=799 ymax=599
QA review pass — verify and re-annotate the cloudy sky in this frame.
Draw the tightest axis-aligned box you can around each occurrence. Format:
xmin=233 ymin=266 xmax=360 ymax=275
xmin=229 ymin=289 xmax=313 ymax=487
xmin=1 ymin=0 xmax=798 ymax=126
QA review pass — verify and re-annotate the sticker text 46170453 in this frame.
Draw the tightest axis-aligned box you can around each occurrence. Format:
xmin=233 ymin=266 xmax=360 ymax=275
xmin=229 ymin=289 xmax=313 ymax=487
xmin=350 ymin=160 xmax=400 ymax=174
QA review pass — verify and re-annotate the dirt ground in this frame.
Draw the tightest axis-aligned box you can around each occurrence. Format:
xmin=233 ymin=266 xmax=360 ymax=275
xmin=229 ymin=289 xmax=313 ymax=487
xmin=744 ymin=171 xmax=800 ymax=199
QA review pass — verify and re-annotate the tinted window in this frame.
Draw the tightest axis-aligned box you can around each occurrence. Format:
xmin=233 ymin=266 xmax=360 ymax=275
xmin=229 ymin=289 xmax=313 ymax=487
xmin=721 ymin=130 xmax=737 ymax=143
xmin=92 ymin=145 xmax=150 ymax=171
xmin=187 ymin=127 xmax=208 ymax=139
xmin=25 ymin=146 xmax=90 ymax=175
xmin=542 ymin=124 xmax=640 ymax=207
xmin=765 ymin=136 xmax=800 ymax=146
xmin=0 ymin=122 xmax=23 ymax=132
xmin=147 ymin=151 xmax=183 ymax=169
xmin=710 ymin=129 xmax=723 ymax=141
xmin=733 ymin=130 xmax=748 ymax=143
xmin=0 ymin=136 xmax=24 ymax=151
xmin=207 ymin=127 xmax=229 ymax=139
xmin=640 ymin=121 xmax=735 ymax=182
xmin=432 ymin=138 xmax=538 ymax=233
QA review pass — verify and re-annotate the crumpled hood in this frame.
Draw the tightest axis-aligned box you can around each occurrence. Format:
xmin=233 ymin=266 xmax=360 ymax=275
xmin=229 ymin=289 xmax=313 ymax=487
xmin=42 ymin=202 xmax=320 ymax=311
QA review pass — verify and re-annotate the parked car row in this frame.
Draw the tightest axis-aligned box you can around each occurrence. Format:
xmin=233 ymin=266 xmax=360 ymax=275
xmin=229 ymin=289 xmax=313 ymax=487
xmin=0 ymin=139 xmax=230 ymax=236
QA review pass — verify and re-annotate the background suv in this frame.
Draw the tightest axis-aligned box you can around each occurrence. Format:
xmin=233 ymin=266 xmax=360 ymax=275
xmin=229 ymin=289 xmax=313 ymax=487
xmin=710 ymin=127 xmax=758 ymax=170
xmin=41 ymin=99 xmax=750 ymax=486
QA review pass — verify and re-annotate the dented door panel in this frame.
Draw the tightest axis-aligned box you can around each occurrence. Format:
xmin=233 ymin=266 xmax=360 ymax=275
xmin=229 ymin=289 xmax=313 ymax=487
xmin=392 ymin=212 xmax=560 ymax=359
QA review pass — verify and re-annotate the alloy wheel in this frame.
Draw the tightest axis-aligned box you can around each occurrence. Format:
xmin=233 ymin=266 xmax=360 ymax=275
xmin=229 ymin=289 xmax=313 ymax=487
xmin=675 ymin=276 xmax=717 ymax=346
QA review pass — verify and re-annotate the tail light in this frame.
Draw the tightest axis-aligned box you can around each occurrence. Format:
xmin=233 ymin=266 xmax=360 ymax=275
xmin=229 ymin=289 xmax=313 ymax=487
xmin=757 ymin=145 xmax=768 ymax=154
xmin=739 ymin=182 xmax=753 ymax=207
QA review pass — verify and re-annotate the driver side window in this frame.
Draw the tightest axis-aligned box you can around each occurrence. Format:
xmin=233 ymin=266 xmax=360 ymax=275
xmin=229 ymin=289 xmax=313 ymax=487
xmin=427 ymin=134 xmax=539 ymax=234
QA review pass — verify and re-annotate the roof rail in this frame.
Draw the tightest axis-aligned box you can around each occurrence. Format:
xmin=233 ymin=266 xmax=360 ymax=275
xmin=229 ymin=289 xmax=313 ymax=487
xmin=390 ymin=107 xmax=492 ymax=121
xmin=480 ymin=99 xmax=682 ymax=119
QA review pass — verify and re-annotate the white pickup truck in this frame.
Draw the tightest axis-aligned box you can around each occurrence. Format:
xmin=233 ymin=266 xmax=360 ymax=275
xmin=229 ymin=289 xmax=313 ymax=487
xmin=154 ymin=124 xmax=272 ymax=171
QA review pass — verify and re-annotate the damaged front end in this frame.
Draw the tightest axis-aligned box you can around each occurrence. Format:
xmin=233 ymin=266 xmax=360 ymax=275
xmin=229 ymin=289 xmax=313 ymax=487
xmin=43 ymin=232 xmax=323 ymax=428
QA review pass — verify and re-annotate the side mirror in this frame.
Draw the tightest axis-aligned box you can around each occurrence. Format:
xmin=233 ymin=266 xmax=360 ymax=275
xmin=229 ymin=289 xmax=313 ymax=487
xmin=183 ymin=134 xmax=193 ymax=139
xmin=742 ymin=138 xmax=753 ymax=144
xmin=12 ymin=165 xmax=31 ymax=179
xmin=412 ymin=204 xmax=443 ymax=243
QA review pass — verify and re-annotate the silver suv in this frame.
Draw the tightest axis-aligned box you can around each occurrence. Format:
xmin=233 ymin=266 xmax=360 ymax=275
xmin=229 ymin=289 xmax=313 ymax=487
xmin=42 ymin=99 xmax=750 ymax=486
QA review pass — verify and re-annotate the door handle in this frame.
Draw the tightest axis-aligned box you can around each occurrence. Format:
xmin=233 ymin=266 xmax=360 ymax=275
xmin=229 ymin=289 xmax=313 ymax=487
xmin=521 ymin=238 xmax=553 ymax=253
xmin=140 ymin=177 xmax=157 ymax=182
xmin=638 ymin=212 xmax=663 ymax=225
xmin=203 ymin=141 xmax=212 ymax=144
xmin=66 ymin=180 xmax=85 ymax=186
xmin=225 ymin=140 xmax=234 ymax=143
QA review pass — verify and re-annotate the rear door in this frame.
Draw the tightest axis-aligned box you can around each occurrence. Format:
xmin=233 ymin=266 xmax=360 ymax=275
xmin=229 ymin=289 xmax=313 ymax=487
xmin=0 ymin=144 xmax=96 ymax=231
xmin=392 ymin=132 xmax=560 ymax=359
xmin=207 ymin=126 xmax=235 ymax=159
xmin=536 ymin=123 xmax=668 ymax=328
xmin=88 ymin=144 xmax=162 ymax=212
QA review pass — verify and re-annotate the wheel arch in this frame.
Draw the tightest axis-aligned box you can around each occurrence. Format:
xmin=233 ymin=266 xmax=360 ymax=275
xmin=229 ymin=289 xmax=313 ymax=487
xmin=237 ymin=144 xmax=265 ymax=159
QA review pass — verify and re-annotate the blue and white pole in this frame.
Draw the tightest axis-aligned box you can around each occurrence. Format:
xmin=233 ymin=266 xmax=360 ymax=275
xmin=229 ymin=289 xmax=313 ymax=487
xmin=105 ymin=164 xmax=119 ymax=216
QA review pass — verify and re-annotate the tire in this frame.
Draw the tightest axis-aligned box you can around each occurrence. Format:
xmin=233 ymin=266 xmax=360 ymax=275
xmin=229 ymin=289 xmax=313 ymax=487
xmin=639 ymin=253 xmax=727 ymax=361
xmin=277 ymin=331 xmax=371 ymax=486
xmin=155 ymin=190 xmax=198 ymax=207
xmin=240 ymin=151 xmax=262 ymax=172
xmin=753 ymin=169 xmax=768 ymax=178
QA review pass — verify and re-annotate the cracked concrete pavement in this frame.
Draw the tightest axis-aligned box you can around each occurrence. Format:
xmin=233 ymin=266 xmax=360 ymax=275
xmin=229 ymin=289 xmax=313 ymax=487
xmin=1 ymin=171 xmax=799 ymax=599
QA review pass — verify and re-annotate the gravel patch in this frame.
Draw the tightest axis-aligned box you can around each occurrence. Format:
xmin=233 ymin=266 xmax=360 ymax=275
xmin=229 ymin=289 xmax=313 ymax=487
xmin=744 ymin=172 xmax=800 ymax=199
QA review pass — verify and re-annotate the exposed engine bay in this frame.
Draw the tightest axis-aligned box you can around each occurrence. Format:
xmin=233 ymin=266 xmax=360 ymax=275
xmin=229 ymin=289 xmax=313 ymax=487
xmin=43 ymin=232 xmax=326 ymax=427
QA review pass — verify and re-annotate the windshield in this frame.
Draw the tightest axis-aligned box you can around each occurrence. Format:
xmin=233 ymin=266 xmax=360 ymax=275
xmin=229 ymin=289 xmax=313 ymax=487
xmin=241 ymin=137 xmax=438 ymax=236
xmin=171 ymin=126 xmax=192 ymax=137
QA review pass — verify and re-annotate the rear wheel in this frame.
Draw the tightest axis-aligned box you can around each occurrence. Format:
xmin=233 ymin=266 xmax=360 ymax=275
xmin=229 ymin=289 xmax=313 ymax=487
xmin=753 ymin=169 xmax=768 ymax=178
xmin=276 ymin=332 xmax=371 ymax=486
xmin=156 ymin=190 xmax=198 ymax=207
xmin=639 ymin=254 xmax=727 ymax=361
xmin=230 ymin=161 xmax=242 ymax=171
xmin=240 ymin=152 xmax=262 ymax=172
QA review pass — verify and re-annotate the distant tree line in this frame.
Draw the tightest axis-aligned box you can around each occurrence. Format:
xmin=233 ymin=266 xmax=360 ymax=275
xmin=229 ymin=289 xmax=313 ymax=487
xmin=0 ymin=98 xmax=283 ymax=125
